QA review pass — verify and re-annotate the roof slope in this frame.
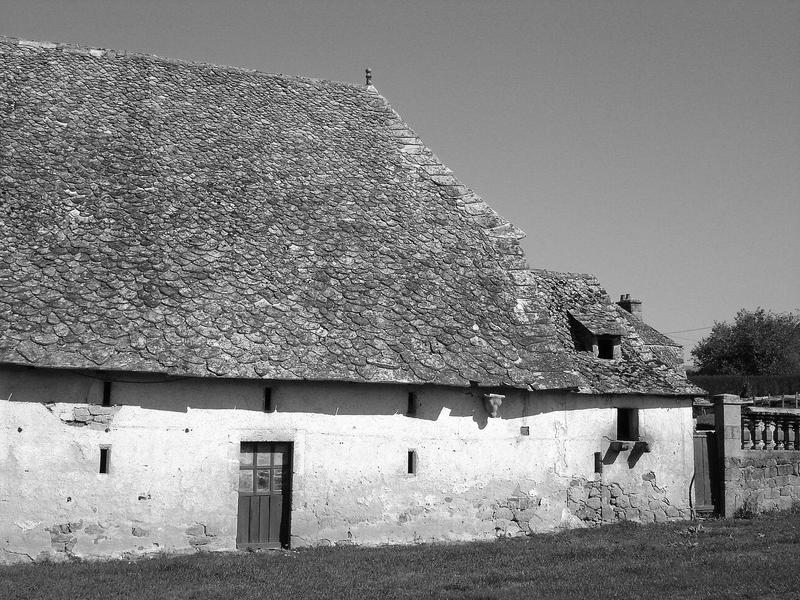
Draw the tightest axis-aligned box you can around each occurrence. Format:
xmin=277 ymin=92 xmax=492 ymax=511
xmin=533 ymin=271 xmax=700 ymax=395
xmin=0 ymin=37 xmax=699 ymax=395
xmin=616 ymin=308 xmax=681 ymax=348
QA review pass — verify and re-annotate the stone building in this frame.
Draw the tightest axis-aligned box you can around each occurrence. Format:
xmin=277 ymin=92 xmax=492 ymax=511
xmin=0 ymin=37 xmax=701 ymax=563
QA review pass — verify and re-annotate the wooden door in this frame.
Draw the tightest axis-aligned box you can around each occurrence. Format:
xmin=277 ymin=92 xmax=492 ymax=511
xmin=692 ymin=431 xmax=719 ymax=515
xmin=237 ymin=442 xmax=292 ymax=549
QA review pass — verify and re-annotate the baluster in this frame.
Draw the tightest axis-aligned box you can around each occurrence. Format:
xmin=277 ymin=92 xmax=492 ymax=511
xmin=765 ymin=418 xmax=776 ymax=450
xmin=793 ymin=419 xmax=800 ymax=450
xmin=784 ymin=418 xmax=793 ymax=450
xmin=783 ymin=418 xmax=793 ymax=451
xmin=741 ymin=416 xmax=753 ymax=450
xmin=775 ymin=417 xmax=785 ymax=450
xmin=754 ymin=419 xmax=765 ymax=450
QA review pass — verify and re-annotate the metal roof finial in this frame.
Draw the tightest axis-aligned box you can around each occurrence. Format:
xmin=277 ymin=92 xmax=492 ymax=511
xmin=365 ymin=68 xmax=372 ymax=86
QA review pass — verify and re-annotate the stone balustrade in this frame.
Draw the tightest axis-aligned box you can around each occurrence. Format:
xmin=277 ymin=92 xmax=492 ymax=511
xmin=741 ymin=407 xmax=800 ymax=451
xmin=712 ymin=395 xmax=800 ymax=518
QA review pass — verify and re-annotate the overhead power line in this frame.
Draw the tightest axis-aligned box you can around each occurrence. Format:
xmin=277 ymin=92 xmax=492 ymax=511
xmin=663 ymin=326 xmax=713 ymax=335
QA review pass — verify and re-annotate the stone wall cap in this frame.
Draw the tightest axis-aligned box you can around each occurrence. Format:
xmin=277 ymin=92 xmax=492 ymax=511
xmin=713 ymin=394 xmax=751 ymax=405
xmin=744 ymin=406 xmax=800 ymax=416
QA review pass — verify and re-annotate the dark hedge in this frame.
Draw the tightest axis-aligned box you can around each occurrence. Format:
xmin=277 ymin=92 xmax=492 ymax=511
xmin=688 ymin=374 xmax=800 ymax=397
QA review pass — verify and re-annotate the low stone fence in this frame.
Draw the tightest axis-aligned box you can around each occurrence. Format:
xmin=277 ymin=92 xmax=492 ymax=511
xmin=715 ymin=395 xmax=800 ymax=516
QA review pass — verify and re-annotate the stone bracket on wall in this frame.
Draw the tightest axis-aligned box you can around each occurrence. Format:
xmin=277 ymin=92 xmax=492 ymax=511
xmin=608 ymin=440 xmax=651 ymax=453
xmin=483 ymin=393 xmax=505 ymax=418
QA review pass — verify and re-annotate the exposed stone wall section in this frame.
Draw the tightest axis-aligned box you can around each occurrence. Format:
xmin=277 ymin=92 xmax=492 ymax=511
xmin=479 ymin=494 xmax=546 ymax=537
xmin=45 ymin=403 xmax=120 ymax=430
xmin=45 ymin=403 xmax=120 ymax=431
xmin=724 ymin=454 xmax=800 ymax=513
xmin=46 ymin=521 xmax=81 ymax=554
xmin=186 ymin=523 xmax=217 ymax=548
xmin=84 ymin=522 xmax=108 ymax=544
xmin=567 ymin=474 xmax=690 ymax=525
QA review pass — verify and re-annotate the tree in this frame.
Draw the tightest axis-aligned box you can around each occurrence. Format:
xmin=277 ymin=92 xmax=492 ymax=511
xmin=692 ymin=308 xmax=800 ymax=376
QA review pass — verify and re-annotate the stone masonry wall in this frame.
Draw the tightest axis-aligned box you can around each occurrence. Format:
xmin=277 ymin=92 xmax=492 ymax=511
xmin=567 ymin=472 xmax=690 ymax=525
xmin=723 ymin=454 xmax=800 ymax=514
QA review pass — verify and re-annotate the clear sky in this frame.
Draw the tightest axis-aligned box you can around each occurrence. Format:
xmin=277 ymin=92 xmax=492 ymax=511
xmin=2 ymin=0 xmax=798 ymax=360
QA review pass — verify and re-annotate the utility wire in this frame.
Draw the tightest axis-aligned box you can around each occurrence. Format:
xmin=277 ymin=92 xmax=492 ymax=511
xmin=663 ymin=326 xmax=713 ymax=335
xmin=671 ymin=335 xmax=705 ymax=343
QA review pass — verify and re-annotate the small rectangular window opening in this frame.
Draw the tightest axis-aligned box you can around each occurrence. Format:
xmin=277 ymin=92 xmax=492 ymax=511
xmin=102 ymin=381 xmax=112 ymax=407
xmin=407 ymin=392 xmax=417 ymax=417
xmin=264 ymin=388 xmax=273 ymax=412
xmin=407 ymin=450 xmax=417 ymax=475
xmin=597 ymin=337 xmax=615 ymax=360
xmin=617 ymin=408 xmax=639 ymax=441
xmin=99 ymin=447 xmax=110 ymax=474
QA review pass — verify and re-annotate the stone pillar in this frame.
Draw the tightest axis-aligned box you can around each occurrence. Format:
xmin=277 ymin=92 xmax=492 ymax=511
xmin=713 ymin=394 xmax=747 ymax=518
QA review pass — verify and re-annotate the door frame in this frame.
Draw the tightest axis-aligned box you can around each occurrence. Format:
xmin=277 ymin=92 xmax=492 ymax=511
xmin=236 ymin=440 xmax=293 ymax=549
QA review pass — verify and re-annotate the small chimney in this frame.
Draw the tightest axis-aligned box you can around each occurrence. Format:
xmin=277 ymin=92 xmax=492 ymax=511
xmin=365 ymin=68 xmax=372 ymax=86
xmin=617 ymin=294 xmax=643 ymax=319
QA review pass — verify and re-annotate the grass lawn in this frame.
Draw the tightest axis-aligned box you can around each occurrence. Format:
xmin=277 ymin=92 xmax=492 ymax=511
xmin=3 ymin=511 xmax=800 ymax=600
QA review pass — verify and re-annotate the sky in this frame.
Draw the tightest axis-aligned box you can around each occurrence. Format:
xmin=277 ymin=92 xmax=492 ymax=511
xmin=2 ymin=0 xmax=798 ymax=361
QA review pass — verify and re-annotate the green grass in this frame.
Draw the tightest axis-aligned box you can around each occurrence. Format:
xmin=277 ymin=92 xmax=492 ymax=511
xmin=3 ymin=512 xmax=800 ymax=600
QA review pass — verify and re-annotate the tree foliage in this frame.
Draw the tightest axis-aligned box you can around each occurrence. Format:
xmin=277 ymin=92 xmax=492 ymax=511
xmin=692 ymin=308 xmax=800 ymax=375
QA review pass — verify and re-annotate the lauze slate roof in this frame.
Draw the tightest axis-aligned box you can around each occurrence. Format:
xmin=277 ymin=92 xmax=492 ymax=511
xmin=0 ymin=37 xmax=701 ymax=395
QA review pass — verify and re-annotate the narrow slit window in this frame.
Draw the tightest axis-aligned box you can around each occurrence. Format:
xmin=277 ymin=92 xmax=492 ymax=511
xmin=264 ymin=388 xmax=273 ymax=412
xmin=102 ymin=381 xmax=112 ymax=407
xmin=407 ymin=450 xmax=417 ymax=475
xmin=407 ymin=392 xmax=417 ymax=417
xmin=99 ymin=447 xmax=110 ymax=474
xmin=617 ymin=408 xmax=639 ymax=441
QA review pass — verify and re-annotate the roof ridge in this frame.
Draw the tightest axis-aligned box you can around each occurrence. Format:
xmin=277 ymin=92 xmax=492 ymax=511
xmin=0 ymin=35 xmax=367 ymax=91
xmin=530 ymin=268 xmax=599 ymax=280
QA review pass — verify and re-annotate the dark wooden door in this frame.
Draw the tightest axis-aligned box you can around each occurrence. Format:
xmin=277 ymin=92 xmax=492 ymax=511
xmin=693 ymin=431 xmax=719 ymax=515
xmin=237 ymin=442 xmax=292 ymax=549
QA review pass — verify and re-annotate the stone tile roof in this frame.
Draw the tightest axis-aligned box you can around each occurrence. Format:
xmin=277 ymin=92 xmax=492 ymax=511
xmin=0 ymin=37 xmax=700 ymax=395
xmin=616 ymin=308 xmax=681 ymax=348
xmin=532 ymin=271 xmax=702 ymax=395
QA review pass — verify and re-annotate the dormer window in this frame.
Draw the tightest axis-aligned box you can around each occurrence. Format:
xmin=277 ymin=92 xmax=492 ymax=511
xmin=597 ymin=336 xmax=619 ymax=360
xmin=568 ymin=309 xmax=625 ymax=360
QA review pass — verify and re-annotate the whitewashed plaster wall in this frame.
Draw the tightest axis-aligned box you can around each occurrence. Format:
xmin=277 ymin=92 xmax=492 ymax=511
xmin=0 ymin=367 xmax=694 ymax=563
